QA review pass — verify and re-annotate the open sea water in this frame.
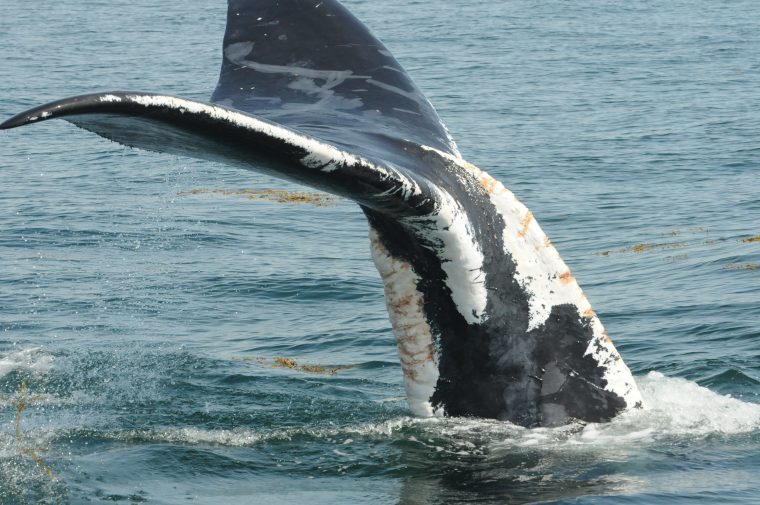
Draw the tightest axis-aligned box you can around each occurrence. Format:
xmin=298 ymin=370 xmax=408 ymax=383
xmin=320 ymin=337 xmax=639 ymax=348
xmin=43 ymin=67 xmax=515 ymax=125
xmin=1 ymin=0 xmax=759 ymax=503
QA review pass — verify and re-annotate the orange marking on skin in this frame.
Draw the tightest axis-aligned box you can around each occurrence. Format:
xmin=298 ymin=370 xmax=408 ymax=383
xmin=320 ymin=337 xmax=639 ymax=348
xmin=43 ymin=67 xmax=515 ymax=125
xmin=402 ymin=365 xmax=420 ymax=381
xmin=396 ymin=330 xmax=423 ymax=343
xmin=518 ymin=212 xmax=533 ymax=237
xmin=543 ymin=236 xmax=552 ymax=248
xmin=463 ymin=161 xmax=476 ymax=170
xmin=398 ymin=344 xmax=435 ymax=382
xmin=559 ymin=270 xmax=573 ymax=284
xmin=480 ymin=174 xmax=498 ymax=193
xmin=583 ymin=308 xmax=596 ymax=318
xmin=391 ymin=294 xmax=415 ymax=311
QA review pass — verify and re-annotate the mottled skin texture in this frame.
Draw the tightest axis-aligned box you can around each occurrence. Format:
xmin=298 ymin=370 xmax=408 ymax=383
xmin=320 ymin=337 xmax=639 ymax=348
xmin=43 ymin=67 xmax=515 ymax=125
xmin=1 ymin=0 xmax=639 ymax=427
xmin=365 ymin=166 xmax=629 ymax=427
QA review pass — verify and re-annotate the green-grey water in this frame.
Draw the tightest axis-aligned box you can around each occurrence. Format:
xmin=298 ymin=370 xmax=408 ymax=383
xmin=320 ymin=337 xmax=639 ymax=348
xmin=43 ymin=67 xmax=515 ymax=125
xmin=1 ymin=0 xmax=758 ymax=503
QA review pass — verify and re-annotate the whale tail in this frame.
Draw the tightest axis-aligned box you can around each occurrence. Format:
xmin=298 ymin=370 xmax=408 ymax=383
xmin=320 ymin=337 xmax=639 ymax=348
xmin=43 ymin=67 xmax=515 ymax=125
xmin=0 ymin=0 xmax=642 ymax=426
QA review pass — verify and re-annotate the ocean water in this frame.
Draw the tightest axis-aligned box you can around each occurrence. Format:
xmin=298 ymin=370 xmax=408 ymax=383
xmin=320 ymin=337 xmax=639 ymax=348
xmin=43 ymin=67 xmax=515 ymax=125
xmin=0 ymin=0 xmax=758 ymax=503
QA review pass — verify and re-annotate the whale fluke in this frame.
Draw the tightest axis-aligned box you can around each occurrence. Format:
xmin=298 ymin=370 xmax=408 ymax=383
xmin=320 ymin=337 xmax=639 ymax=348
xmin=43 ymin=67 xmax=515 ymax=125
xmin=1 ymin=0 xmax=642 ymax=427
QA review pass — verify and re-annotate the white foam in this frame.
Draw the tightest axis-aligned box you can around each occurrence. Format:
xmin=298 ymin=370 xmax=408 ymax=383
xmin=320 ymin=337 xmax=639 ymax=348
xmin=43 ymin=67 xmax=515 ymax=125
xmin=634 ymin=371 xmax=760 ymax=436
xmin=0 ymin=348 xmax=54 ymax=378
xmin=49 ymin=373 xmax=756 ymax=459
xmin=106 ymin=420 xmax=427 ymax=448
xmin=495 ymin=371 xmax=760 ymax=451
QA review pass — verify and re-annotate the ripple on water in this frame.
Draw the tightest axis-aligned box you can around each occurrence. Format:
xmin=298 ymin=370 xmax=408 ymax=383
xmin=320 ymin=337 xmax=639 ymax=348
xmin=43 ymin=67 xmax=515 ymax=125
xmin=2 ymin=0 xmax=760 ymax=502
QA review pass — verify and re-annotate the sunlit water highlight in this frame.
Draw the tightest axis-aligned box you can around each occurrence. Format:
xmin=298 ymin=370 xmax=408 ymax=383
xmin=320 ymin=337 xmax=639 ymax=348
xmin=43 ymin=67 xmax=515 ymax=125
xmin=1 ymin=0 xmax=759 ymax=503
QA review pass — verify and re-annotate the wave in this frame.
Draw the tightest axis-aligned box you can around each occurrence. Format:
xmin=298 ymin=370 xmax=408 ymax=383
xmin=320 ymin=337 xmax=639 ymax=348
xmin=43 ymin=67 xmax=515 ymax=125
xmin=44 ymin=371 xmax=757 ymax=455
xmin=2 ymin=345 xmax=758 ymax=456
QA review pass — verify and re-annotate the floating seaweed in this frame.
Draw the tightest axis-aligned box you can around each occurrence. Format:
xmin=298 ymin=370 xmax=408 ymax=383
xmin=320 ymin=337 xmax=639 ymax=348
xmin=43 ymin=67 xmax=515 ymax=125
xmin=245 ymin=356 xmax=357 ymax=375
xmin=178 ymin=188 xmax=340 ymax=206
xmin=10 ymin=382 xmax=54 ymax=480
xmin=724 ymin=263 xmax=758 ymax=271
xmin=617 ymin=241 xmax=690 ymax=254
xmin=598 ymin=227 xmax=759 ymax=257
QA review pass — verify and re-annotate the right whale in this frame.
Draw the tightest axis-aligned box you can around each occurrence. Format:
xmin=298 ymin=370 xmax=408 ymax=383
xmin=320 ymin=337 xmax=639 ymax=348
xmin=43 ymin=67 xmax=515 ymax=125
xmin=0 ymin=0 xmax=643 ymax=427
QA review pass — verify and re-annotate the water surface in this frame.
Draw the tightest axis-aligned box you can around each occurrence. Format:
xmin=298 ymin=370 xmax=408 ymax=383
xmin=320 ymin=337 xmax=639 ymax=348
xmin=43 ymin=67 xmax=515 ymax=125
xmin=1 ymin=0 xmax=758 ymax=503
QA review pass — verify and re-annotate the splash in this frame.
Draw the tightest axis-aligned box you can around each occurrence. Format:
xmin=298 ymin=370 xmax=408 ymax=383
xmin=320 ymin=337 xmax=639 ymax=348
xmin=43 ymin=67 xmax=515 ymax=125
xmin=83 ymin=372 xmax=759 ymax=452
xmin=0 ymin=348 xmax=54 ymax=378
xmin=635 ymin=371 xmax=760 ymax=435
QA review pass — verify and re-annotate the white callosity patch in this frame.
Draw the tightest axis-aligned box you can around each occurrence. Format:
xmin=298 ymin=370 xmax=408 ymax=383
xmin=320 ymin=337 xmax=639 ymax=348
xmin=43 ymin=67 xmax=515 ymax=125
xmin=400 ymin=187 xmax=488 ymax=325
xmin=369 ymin=225 xmax=441 ymax=417
xmin=419 ymin=146 xmax=643 ymax=409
